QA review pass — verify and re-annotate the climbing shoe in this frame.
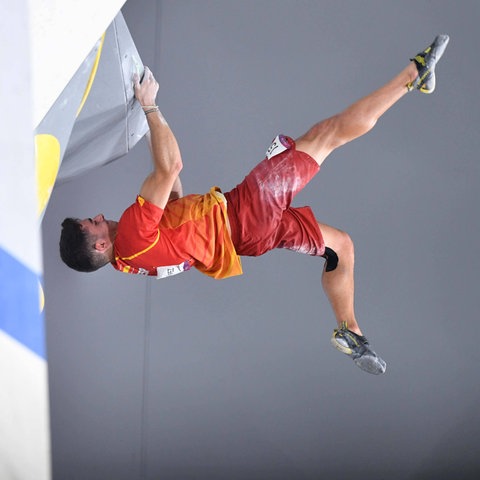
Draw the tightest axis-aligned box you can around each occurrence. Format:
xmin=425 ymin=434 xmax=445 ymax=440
xmin=331 ymin=322 xmax=386 ymax=375
xmin=407 ymin=34 xmax=450 ymax=94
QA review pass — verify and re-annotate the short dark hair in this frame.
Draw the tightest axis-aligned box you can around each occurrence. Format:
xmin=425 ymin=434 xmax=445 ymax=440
xmin=59 ymin=218 xmax=109 ymax=272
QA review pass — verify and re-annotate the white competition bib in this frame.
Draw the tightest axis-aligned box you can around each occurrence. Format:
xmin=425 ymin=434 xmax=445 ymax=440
xmin=156 ymin=260 xmax=191 ymax=279
xmin=266 ymin=134 xmax=291 ymax=159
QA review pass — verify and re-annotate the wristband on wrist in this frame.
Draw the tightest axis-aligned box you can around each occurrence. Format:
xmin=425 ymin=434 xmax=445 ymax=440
xmin=143 ymin=106 xmax=159 ymax=115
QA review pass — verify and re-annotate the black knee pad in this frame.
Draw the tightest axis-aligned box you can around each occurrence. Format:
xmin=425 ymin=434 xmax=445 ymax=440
xmin=322 ymin=246 xmax=338 ymax=272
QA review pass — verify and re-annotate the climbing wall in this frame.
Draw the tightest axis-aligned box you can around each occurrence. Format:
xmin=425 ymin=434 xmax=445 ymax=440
xmin=0 ymin=1 xmax=148 ymax=478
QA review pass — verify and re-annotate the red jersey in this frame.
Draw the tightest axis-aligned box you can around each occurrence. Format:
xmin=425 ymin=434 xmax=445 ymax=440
xmin=112 ymin=187 xmax=243 ymax=279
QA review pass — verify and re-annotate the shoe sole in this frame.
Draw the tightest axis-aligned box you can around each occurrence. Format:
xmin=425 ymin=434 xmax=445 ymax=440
xmin=354 ymin=355 xmax=386 ymax=375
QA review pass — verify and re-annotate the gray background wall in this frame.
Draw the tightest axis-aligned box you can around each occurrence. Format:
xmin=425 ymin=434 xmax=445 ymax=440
xmin=42 ymin=1 xmax=480 ymax=479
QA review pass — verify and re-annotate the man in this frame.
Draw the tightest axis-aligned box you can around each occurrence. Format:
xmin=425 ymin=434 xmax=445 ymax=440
xmin=60 ymin=35 xmax=449 ymax=375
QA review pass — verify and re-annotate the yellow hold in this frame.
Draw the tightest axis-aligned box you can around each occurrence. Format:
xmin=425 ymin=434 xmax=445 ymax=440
xmin=35 ymin=133 xmax=61 ymax=216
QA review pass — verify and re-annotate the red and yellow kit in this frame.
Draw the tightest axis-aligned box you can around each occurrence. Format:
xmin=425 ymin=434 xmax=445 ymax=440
xmin=112 ymin=135 xmax=325 ymax=281
xmin=112 ymin=187 xmax=243 ymax=279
